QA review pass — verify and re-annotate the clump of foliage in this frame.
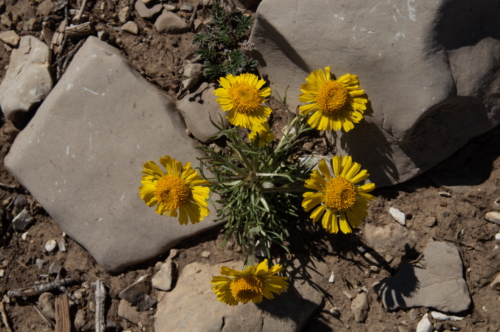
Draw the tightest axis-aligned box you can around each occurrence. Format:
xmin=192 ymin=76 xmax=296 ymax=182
xmin=193 ymin=1 xmax=259 ymax=79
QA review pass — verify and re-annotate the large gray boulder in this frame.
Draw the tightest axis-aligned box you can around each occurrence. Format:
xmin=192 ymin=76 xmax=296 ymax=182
xmin=249 ymin=0 xmax=500 ymax=187
xmin=5 ymin=37 xmax=219 ymax=272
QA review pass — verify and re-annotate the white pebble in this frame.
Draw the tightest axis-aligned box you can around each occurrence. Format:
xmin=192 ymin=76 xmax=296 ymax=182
xmin=328 ymin=272 xmax=335 ymax=283
xmin=495 ymin=234 xmax=500 ymax=241
xmin=416 ymin=313 xmax=433 ymax=332
xmin=439 ymin=191 xmax=451 ymax=197
xmin=389 ymin=207 xmax=406 ymax=226
xmin=21 ymin=232 xmax=28 ymax=240
xmin=0 ymin=269 xmax=4 ymax=277
xmin=430 ymin=311 xmax=464 ymax=321
xmin=343 ymin=291 xmax=353 ymax=300
xmin=45 ymin=240 xmax=58 ymax=252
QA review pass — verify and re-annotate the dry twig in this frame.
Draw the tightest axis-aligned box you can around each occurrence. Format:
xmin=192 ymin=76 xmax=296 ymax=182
xmin=0 ymin=302 xmax=12 ymax=332
xmin=7 ymin=278 xmax=78 ymax=302
xmin=32 ymin=305 xmax=55 ymax=328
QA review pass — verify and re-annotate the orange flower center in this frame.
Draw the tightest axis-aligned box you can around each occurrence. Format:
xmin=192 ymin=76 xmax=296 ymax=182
xmin=316 ymin=80 xmax=348 ymax=114
xmin=325 ymin=177 xmax=357 ymax=211
xmin=229 ymin=83 xmax=262 ymax=114
xmin=155 ymin=175 xmax=190 ymax=210
xmin=230 ymin=275 xmax=265 ymax=304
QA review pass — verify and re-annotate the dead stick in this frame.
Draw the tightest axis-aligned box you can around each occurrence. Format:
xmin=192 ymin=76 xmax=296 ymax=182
xmin=55 ymin=294 xmax=71 ymax=332
xmin=73 ymin=0 xmax=88 ymax=23
xmin=95 ymin=280 xmax=106 ymax=332
xmin=32 ymin=305 xmax=54 ymax=328
xmin=7 ymin=278 xmax=77 ymax=300
xmin=0 ymin=302 xmax=12 ymax=332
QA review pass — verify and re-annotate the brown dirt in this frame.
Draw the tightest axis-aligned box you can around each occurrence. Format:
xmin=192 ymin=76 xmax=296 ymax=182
xmin=0 ymin=0 xmax=499 ymax=331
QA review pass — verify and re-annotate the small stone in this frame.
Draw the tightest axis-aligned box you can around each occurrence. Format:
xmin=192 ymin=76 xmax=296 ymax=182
xmin=45 ymin=240 xmax=57 ymax=252
xmin=135 ymin=1 xmax=162 ymax=19
xmin=490 ymin=273 xmax=500 ymax=290
xmin=36 ymin=0 xmax=55 ymax=16
xmin=36 ymin=258 xmax=45 ymax=270
xmin=424 ymin=216 xmax=437 ymax=228
xmin=416 ymin=313 xmax=433 ymax=332
xmin=119 ymin=275 xmax=151 ymax=305
xmin=180 ymin=2 xmax=194 ymax=11
xmin=350 ymin=293 xmax=369 ymax=323
xmin=495 ymin=233 xmax=500 ymax=241
xmin=57 ymin=237 xmax=66 ymax=252
xmin=122 ymin=21 xmax=139 ymax=35
xmin=152 ymin=260 xmax=175 ymax=291
xmin=0 ymin=269 xmax=4 ymax=277
xmin=38 ymin=292 xmax=55 ymax=320
xmin=430 ymin=311 xmax=464 ymax=321
xmin=88 ymin=301 xmax=95 ymax=312
xmin=302 ymin=142 xmax=314 ymax=150
xmin=329 ymin=307 xmax=340 ymax=317
xmin=201 ymin=251 xmax=210 ymax=258
xmin=194 ymin=18 xmax=203 ymax=31
xmin=118 ymin=6 xmax=130 ymax=24
xmin=21 ymin=232 xmax=28 ymax=240
xmin=343 ymin=291 xmax=353 ymax=300
xmin=485 ymin=211 xmax=500 ymax=226
xmin=328 ymin=272 xmax=335 ymax=283
xmin=48 ymin=261 xmax=62 ymax=275
xmin=73 ymin=289 xmax=84 ymax=300
xmin=12 ymin=209 xmax=34 ymax=232
xmin=137 ymin=293 xmax=157 ymax=311
xmin=74 ymin=310 xmax=87 ymax=330
xmin=164 ymin=4 xmax=177 ymax=11
xmin=118 ymin=299 xmax=142 ymax=324
xmin=439 ymin=191 xmax=452 ymax=197
xmin=364 ymin=252 xmax=381 ymax=266
xmin=3 ymin=295 xmax=10 ymax=303
xmin=1 ymin=13 xmax=12 ymax=29
xmin=0 ymin=31 xmax=20 ymax=47
xmin=389 ymin=207 xmax=406 ymax=226
xmin=182 ymin=63 xmax=203 ymax=90
xmin=155 ymin=11 xmax=189 ymax=34
xmin=409 ymin=308 xmax=419 ymax=321
xmin=23 ymin=18 xmax=41 ymax=31
xmin=370 ymin=266 xmax=380 ymax=273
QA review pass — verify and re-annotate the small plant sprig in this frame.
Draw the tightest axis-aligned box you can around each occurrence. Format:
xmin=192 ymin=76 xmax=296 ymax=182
xmin=193 ymin=1 xmax=258 ymax=79
xmin=197 ymin=92 xmax=314 ymax=266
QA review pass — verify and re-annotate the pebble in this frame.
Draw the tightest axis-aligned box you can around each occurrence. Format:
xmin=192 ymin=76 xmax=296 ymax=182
xmin=490 ymin=273 xmax=500 ymax=290
xmin=389 ymin=207 xmax=406 ymax=226
xmin=74 ymin=310 xmax=87 ymax=330
xmin=370 ymin=266 xmax=380 ymax=273
xmin=180 ymin=2 xmax=194 ymax=11
xmin=45 ymin=240 xmax=57 ymax=252
xmin=122 ymin=21 xmax=139 ymax=35
xmin=38 ymin=292 xmax=55 ymax=320
xmin=424 ymin=216 xmax=437 ymax=227
xmin=135 ymin=0 xmax=162 ymax=19
xmin=430 ymin=311 xmax=464 ymax=321
xmin=343 ymin=291 xmax=353 ymax=300
xmin=36 ymin=259 xmax=45 ymax=270
xmin=0 ymin=269 xmax=4 ymax=277
xmin=0 ymin=30 xmax=20 ymax=48
xmin=409 ymin=308 xmax=419 ymax=321
xmin=328 ymin=272 xmax=335 ymax=283
xmin=439 ymin=191 xmax=452 ymax=197
xmin=155 ymin=11 xmax=190 ymax=34
xmin=118 ymin=6 xmax=129 ymax=24
xmin=350 ymin=293 xmax=369 ymax=323
xmin=12 ymin=209 xmax=34 ymax=232
xmin=329 ymin=307 xmax=340 ymax=317
xmin=201 ymin=251 xmax=210 ymax=258
xmin=364 ymin=252 xmax=381 ymax=266
xmin=3 ymin=295 xmax=10 ymax=303
xmin=57 ymin=237 xmax=66 ymax=252
xmin=164 ymin=4 xmax=177 ymax=11
xmin=416 ymin=313 xmax=433 ymax=332
xmin=485 ymin=211 xmax=500 ymax=226
xmin=21 ymin=232 xmax=28 ymax=240
xmin=73 ymin=289 xmax=84 ymax=300
xmin=48 ymin=261 xmax=62 ymax=275
xmin=496 ymin=234 xmax=500 ymax=241
xmin=181 ymin=63 xmax=203 ymax=90
xmin=137 ymin=293 xmax=157 ymax=311
xmin=152 ymin=259 xmax=175 ymax=291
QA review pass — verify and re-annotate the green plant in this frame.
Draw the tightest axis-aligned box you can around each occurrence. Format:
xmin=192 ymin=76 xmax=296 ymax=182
xmin=197 ymin=89 xmax=314 ymax=266
xmin=193 ymin=1 xmax=258 ymax=80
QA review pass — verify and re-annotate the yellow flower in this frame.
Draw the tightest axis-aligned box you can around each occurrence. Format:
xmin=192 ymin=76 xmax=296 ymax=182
xmin=214 ymin=73 xmax=272 ymax=129
xmin=302 ymin=156 xmax=375 ymax=234
xmin=248 ymin=122 xmax=275 ymax=147
xmin=298 ymin=66 xmax=368 ymax=132
xmin=211 ymin=259 xmax=289 ymax=306
xmin=139 ymin=155 xmax=211 ymax=225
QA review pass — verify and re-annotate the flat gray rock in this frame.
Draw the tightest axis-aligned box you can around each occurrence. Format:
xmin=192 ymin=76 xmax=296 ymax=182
xmin=5 ymin=37 xmax=220 ymax=272
xmin=0 ymin=36 xmax=52 ymax=122
xmin=155 ymin=257 xmax=328 ymax=332
xmin=135 ymin=0 xmax=162 ymax=19
xmin=177 ymin=82 xmax=229 ymax=143
xmin=249 ymin=0 xmax=500 ymax=187
xmin=373 ymin=241 xmax=471 ymax=313
xmin=155 ymin=11 xmax=189 ymax=34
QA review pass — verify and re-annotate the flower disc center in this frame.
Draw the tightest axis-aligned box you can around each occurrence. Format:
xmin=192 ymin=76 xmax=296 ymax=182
xmin=229 ymin=83 xmax=261 ymax=114
xmin=230 ymin=275 xmax=265 ymax=303
xmin=325 ymin=177 xmax=357 ymax=211
xmin=155 ymin=175 xmax=190 ymax=210
xmin=317 ymin=81 xmax=348 ymax=114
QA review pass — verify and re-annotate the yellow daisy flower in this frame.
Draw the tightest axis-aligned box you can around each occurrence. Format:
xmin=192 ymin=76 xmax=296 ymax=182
xmin=139 ymin=155 xmax=211 ymax=225
xmin=213 ymin=73 xmax=272 ymax=129
xmin=302 ymin=155 xmax=375 ymax=234
xmin=298 ymin=66 xmax=368 ymax=132
xmin=211 ymin=259 xmax=289 ymax=306
xmin=248 ymin=122 xmax=275 ymax=147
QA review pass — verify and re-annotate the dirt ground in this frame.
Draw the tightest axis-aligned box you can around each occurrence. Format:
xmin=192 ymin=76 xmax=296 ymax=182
xmin=0 ymin=0 xmax=499 ymax=331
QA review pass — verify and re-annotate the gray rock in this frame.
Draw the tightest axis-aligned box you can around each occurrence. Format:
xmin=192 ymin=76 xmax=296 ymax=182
xmin=177 ymin=82 xmax=229 ymax=143
xmin=74 ymin=310 xmax=87 ymax=330
xmin=152 ymin=260 xmax=175 ymax=291
xmin=0 ymin=36 xmax=52 ymax=121
xmin=36 ymin=0 xmax=55 ymax=17
xmin=181 ymin=63 xmax=203 ymax=91
xmin=57 ymin=237 xmax=66 ymax=252
xmin=122 ymin=21 xmax=139 ymax=35
xmin=249 ymin=0 xmax=500 ymax=187
xmin=36 ymin=258 xmax=45 ymax=270
xmin=118 ymin=6 xmax=130 ymax=24
xmin=48 ymin=261 xmax=62 ymax=275
xmin=12 ymin=194 xmax=27 ymax=216
xmin=1 ymin=13 xmax=12 ymax=29
xmin=12 ymin=209 xmax=34 ymax=231
xmin=363 ymin=223 xmax=417 ymax=258
xmin=389 ymin=207 xmax=406 ymax=226
xmin=416 ymin=313 xmax=433 ymax=332
xmin=155 ymin=257 xmax=328 ymax=332
xmin=119 ymin=275 xmax=151 ymax=305
xmin=38 ymin=292 xmax=55 ymax=320
xmin=350 ymin=293 xmax=369 ymax=323
xmin=137 ymin=293 xmax=157 ymax=311
xmin=4 ymin=37 xmax=220 ymax=272
xmin=0 ymin=30 xmax=19 ymax=47
xmin=155 ymin=11 xmax=189 ymax=34
xmin=179 ymin=2 xmax=193 ymax=11
xmin=485 ymin=211 xmax=500 ymax=226
xmin=373 ymin=241 xmax=471 ymax=313
xmin=135 ymin=0 xmax=162 ymax=19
